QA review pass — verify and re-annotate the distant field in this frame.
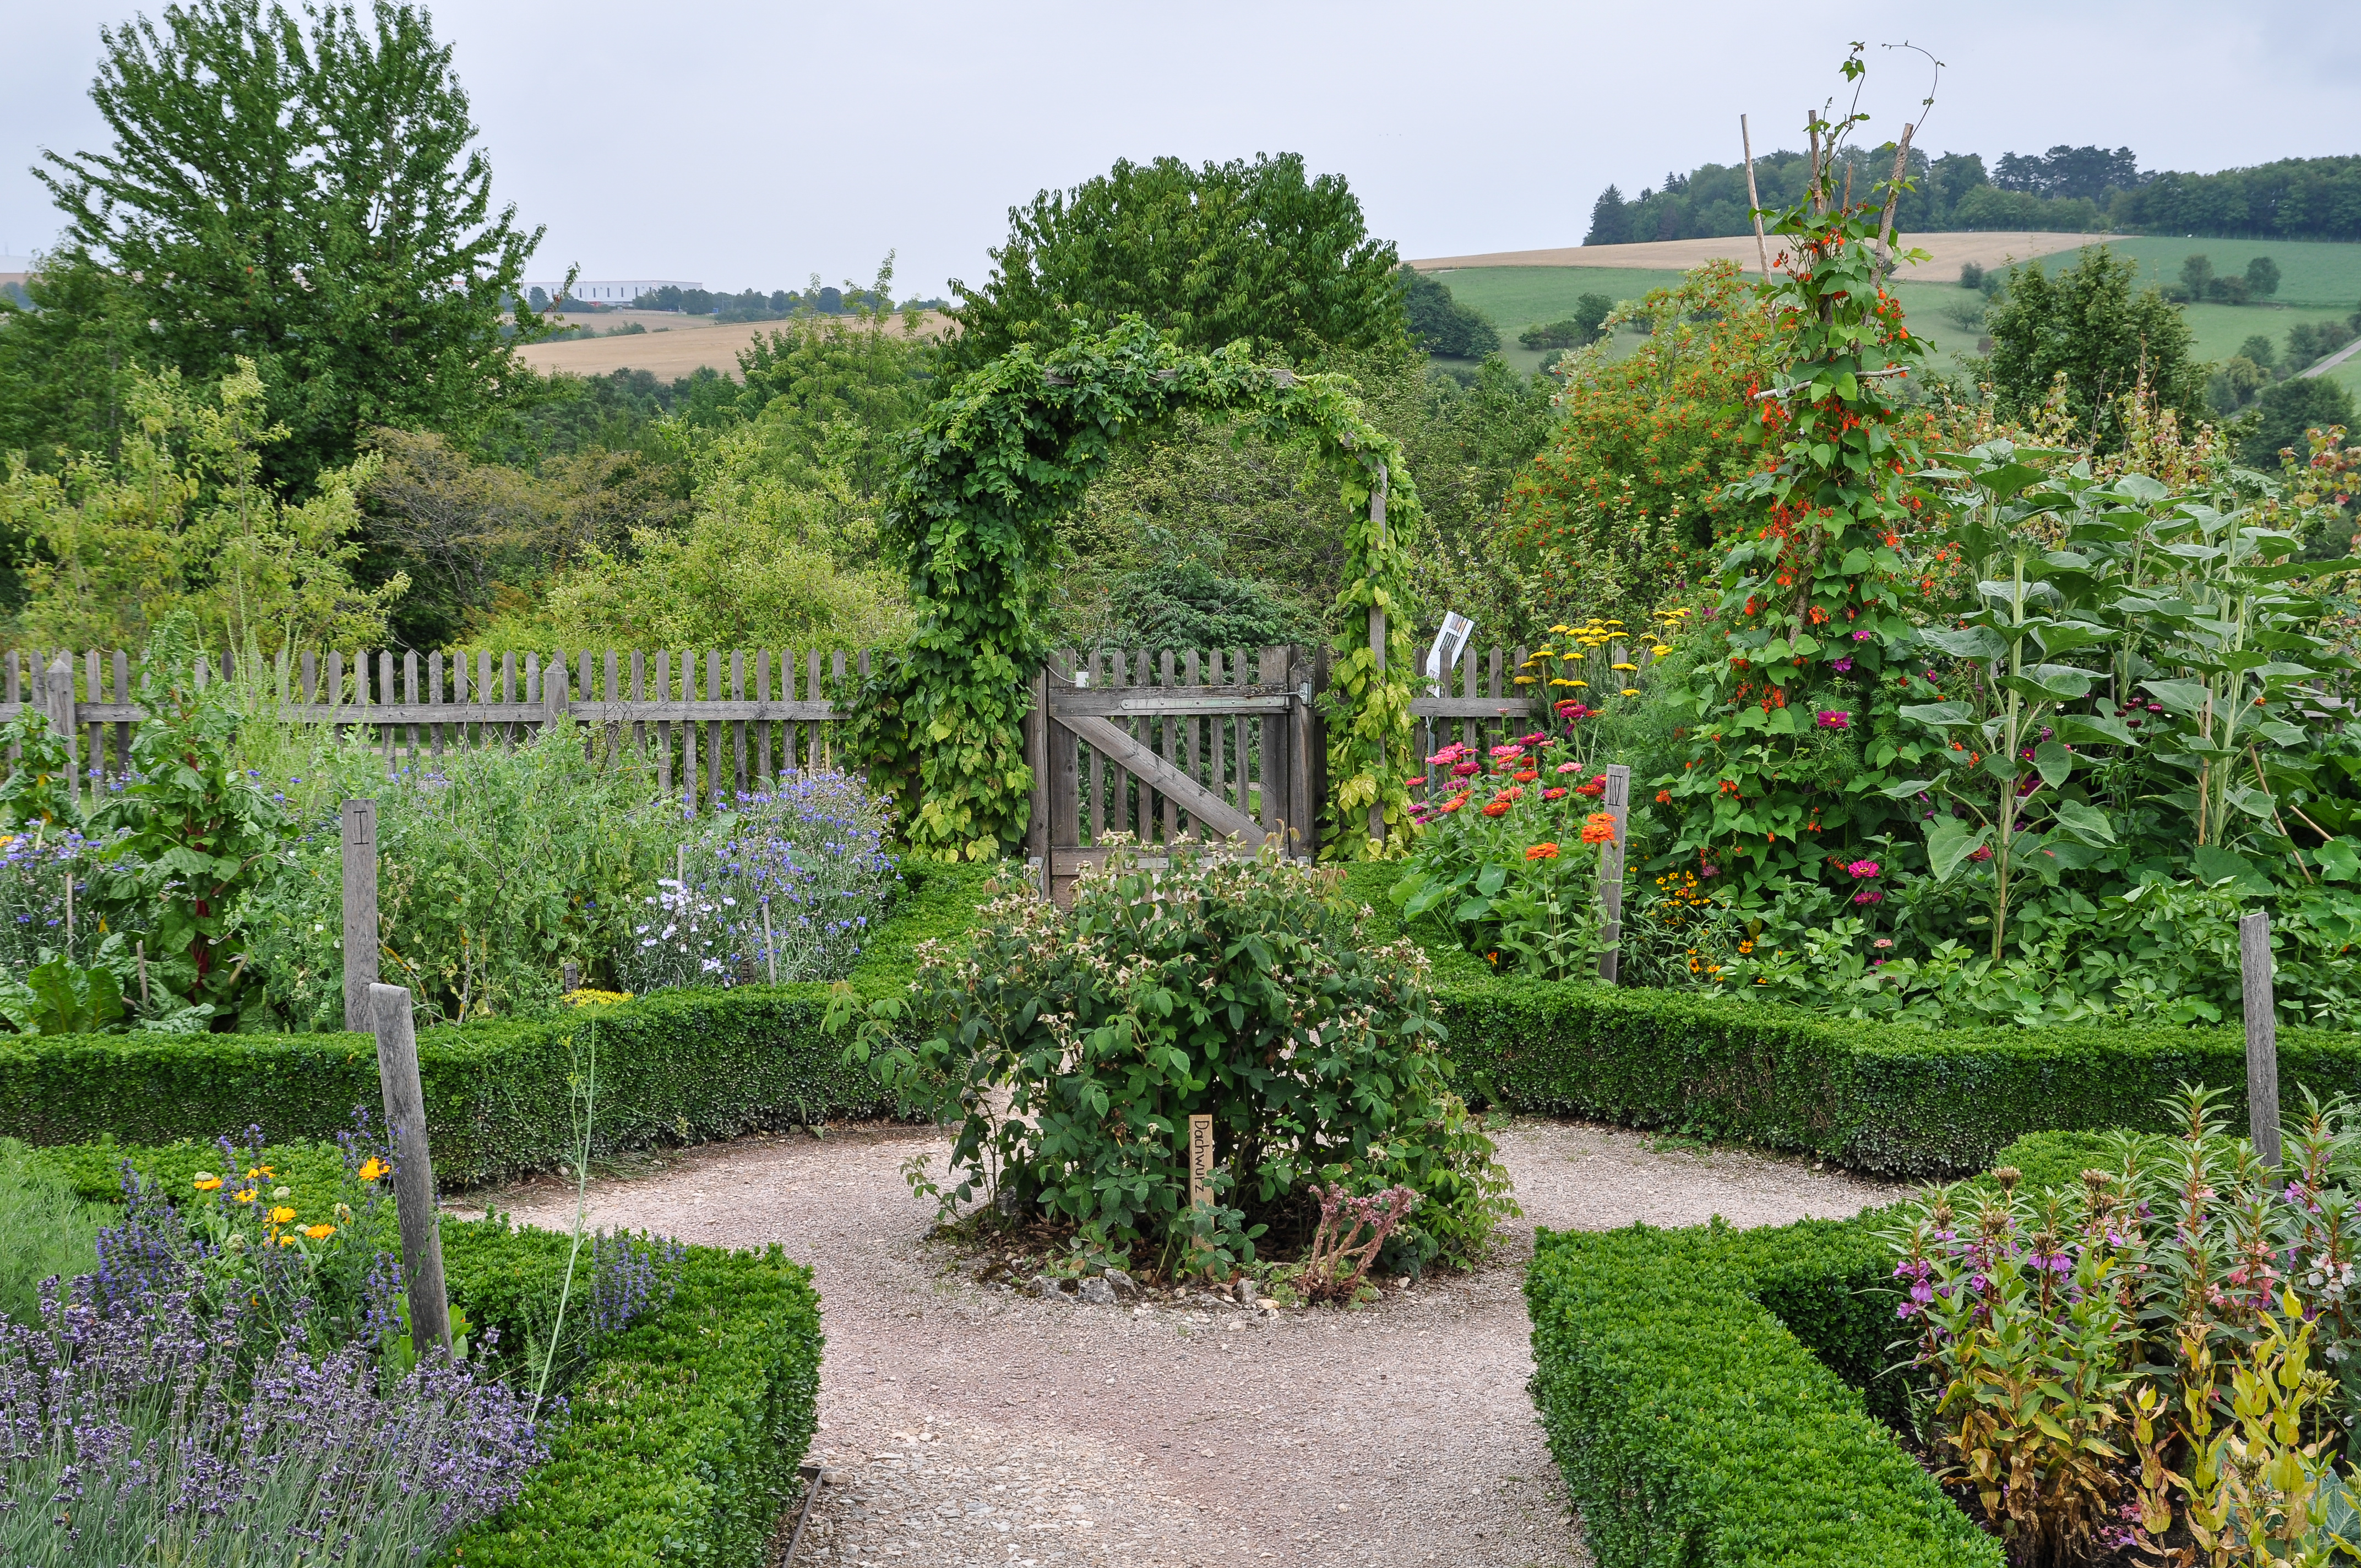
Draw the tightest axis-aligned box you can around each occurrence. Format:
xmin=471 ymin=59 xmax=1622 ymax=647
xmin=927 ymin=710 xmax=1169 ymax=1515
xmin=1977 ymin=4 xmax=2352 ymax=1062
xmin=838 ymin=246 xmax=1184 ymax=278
xmin=1996 ymin=236 xmax=2361 ymax=311
xmin=1429 ymin=240 xmax=2361 ymax=396
xmin=515 ymin=309 xmax=948 ymax=380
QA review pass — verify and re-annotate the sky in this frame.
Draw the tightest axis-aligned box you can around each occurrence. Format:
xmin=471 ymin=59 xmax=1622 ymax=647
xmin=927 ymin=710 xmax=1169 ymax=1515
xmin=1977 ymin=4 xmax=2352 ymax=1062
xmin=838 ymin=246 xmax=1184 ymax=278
xmin=3 ymin=0 xmax=2354 ymax=295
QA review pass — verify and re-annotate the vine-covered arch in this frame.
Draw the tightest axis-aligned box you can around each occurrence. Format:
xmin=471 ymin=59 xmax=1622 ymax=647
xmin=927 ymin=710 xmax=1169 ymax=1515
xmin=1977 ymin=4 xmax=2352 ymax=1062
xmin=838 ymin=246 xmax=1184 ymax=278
xmin=877 ymin=319 xmax=1421 ymax=864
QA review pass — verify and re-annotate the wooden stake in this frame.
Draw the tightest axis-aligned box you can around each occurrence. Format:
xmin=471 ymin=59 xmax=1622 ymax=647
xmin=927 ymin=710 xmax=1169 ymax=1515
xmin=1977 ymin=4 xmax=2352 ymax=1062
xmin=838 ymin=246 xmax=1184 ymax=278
xmin=1597 ymin=765 xmax=1630 ymax=984
xmin=369 ymin=982 xmax=453 ymax=1355
xmin=1874 ymin=123 xmax=1917 ymax=277
xmin=1367 ymin=465 xmax=1389 ymax=851
xmin=761 ymin=900 xmax=777 ymax=986
xmin=341 ymin=800 xmax=378 ymax=1033
xmin=2240 ymin=911 xmax=2281 ymax=1168
xmin=1740 ymin=114 xmax=1771 ymax=278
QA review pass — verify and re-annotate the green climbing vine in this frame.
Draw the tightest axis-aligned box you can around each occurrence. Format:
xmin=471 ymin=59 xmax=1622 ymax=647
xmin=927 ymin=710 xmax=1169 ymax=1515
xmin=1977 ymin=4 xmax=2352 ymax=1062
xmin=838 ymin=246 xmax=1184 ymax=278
xmin=880 ymin=318 xmax=1421 ymax=863
xmin=1318 ymin=460 xmax=1421 ymax=862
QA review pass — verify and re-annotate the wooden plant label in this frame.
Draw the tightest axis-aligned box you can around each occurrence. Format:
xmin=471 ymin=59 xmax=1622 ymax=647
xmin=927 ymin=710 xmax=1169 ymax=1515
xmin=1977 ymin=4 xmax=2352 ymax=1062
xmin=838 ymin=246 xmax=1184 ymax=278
xmin=1188 ymin=1114 xmax=1214 ymax=1210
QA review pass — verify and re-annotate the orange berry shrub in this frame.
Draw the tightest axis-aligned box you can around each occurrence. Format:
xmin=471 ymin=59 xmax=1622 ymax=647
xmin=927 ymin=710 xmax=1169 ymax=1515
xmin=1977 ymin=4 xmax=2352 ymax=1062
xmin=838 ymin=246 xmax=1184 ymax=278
xmin=1647 ymin=122 xmax=1951 ymax=912
xmin=1495 ymin=263 xmax=1786 ymax=633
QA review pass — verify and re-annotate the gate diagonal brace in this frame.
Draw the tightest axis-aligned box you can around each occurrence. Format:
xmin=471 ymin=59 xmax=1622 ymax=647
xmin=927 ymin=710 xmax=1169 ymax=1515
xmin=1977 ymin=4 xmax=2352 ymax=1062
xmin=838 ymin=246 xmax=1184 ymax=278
xmin=1051 ymin=712 xmax=1265 ymax=847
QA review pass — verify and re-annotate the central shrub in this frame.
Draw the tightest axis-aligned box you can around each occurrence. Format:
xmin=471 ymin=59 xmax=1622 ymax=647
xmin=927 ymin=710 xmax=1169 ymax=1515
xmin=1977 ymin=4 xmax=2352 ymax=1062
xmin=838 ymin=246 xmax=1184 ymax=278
xmin=839 ymin=841 xmax=1515 ymax=1276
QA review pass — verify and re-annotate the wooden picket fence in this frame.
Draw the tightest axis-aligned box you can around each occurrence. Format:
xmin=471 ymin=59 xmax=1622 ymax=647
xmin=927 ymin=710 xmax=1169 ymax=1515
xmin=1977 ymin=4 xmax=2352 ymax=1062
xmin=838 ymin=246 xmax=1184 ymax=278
xmin=0 ymin=633 xmax=1658 ymax=835
xmin=0 ymin=645 xmax=872 ymax=815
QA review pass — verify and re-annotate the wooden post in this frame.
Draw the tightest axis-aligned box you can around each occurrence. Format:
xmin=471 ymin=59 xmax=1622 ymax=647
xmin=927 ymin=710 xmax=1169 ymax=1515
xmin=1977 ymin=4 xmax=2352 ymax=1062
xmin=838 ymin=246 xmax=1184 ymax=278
xmin=1024 ymin=662 xmax=1049 ymax=881
xmin=42 ymin=653 xmax=78 ymax=812
xmin=1367 ymin=465 xmax=1388 ymax=851
xmin=1741 ymin=114 xmax=1771 ymax=279
xmin=1597 ymin=765 xmax=1631 ymax=984
xmin=2241 ymin=911 xmax=2281 ymax=1167
xmin=369 ymin=982 xmax=452 ymax=1355
xmin=341 ymin=799 xmax=378 ymax=1032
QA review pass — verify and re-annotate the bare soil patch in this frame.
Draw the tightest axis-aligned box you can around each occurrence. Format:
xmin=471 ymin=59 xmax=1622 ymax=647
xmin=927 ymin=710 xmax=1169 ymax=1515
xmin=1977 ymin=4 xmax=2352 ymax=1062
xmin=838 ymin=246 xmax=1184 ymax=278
xmin=450 ymin=1119 xmax=1893 ymax=1566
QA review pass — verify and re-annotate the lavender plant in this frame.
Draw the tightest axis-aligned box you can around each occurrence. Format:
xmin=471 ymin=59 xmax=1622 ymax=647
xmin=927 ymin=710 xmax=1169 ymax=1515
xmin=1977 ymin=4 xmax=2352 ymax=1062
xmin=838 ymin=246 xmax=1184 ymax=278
xmin=0 ymin=1273 xmax=545 ymax=1565
xmin=619 ymin=771 xmax=897 ymax=993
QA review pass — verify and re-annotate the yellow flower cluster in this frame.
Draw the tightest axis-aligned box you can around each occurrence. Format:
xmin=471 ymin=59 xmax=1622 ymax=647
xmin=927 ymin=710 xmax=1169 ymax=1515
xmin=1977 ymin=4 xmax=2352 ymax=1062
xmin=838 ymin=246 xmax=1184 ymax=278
xmin=194 ymin=1168 xmax=339 ymax=1250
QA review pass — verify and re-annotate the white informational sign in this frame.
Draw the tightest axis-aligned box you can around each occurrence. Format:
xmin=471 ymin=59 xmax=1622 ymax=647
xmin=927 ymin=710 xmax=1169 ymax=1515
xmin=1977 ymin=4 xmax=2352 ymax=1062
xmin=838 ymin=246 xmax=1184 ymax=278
xmin=1424 ymin=613 xmax=1474 ymax=682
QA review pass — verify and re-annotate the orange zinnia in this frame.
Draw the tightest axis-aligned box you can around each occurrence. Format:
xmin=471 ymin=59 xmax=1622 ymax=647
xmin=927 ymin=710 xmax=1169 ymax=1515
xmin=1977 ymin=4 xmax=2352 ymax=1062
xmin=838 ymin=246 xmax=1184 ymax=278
xmin=1525 ymin=843 xmax=1560 ymax=861
xmin=1580 ymin=813 xmax=1617 ymax=845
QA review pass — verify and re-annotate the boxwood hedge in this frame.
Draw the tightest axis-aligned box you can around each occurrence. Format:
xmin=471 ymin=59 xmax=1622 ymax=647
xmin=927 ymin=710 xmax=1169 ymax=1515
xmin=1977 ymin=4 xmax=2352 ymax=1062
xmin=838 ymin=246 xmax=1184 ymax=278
xmin=1339 ymin=864 xmax=2361 ymax=1176
xmin=0 ymin=861 xmax=993 ymax=1186
xmin=1523 ymin=1129 xmax=2114 ymax=1568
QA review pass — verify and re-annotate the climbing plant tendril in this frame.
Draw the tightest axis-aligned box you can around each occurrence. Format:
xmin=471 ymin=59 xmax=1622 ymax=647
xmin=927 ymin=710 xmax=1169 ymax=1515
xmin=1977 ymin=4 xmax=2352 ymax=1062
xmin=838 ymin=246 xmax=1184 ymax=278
xmin=882 ymin=318 xmax=1421 ymax=863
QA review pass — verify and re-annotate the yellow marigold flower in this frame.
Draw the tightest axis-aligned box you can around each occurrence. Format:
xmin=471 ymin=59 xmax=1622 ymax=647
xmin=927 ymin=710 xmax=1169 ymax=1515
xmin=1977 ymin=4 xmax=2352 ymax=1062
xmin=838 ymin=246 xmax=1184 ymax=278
xmin=278 ymin=1235 xmax=296 ymax=1248
xmin=357 ymin=1157 xmax=390 ymax=1183
xmin=269 ymin=1205 xmax=297 ymax=1225
xmin=193 ymin=1173 xmax=222 ymax=1192
xmin=303 ymin=1223 xmax=336 ymax=1241
xmin=1611 ymin=662 xmax=1638 ymax=672
xmin=234 ymin=1189 xmax=257 ymax=1204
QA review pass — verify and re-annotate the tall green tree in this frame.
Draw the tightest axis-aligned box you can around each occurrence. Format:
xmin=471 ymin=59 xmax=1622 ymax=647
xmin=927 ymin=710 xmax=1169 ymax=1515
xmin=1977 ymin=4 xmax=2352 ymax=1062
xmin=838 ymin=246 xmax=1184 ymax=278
xmin=6 ymin=0 xmax=543 ymax=487
xmin=945 ymin=153 xmax=1406 ymax=371
xmin=1976 ymin=248 xmax=2204 ymax=449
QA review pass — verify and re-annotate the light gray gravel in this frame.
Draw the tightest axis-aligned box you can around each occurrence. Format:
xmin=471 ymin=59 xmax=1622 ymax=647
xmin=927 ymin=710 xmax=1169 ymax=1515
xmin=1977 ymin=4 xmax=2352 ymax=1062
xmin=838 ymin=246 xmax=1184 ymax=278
xmin=453 ymin=1119 xmax=1896 ymax=1567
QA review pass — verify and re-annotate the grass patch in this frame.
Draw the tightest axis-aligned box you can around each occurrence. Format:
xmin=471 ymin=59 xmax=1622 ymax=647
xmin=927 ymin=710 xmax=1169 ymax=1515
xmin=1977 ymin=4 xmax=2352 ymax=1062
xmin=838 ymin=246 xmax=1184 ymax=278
xmin=0 ymin=1136 xmax=112 ymax=1325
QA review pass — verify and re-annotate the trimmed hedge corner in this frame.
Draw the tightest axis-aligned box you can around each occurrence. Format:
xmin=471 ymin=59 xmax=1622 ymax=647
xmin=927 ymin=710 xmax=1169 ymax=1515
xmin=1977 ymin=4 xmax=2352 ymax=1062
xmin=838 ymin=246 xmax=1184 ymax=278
xmin=439 ymin=1220 xmax=823 ymax=1568
xmin=0 ymin=861 xmax=993 ymax=1185
xmin=1527 ymin=1207 xmax=2005 ymax=1566
xmin=1336 ymin=863 xmax=2361 ymax=1176
xmin=1522 ymin=1126 xmax=2159 ymax=1567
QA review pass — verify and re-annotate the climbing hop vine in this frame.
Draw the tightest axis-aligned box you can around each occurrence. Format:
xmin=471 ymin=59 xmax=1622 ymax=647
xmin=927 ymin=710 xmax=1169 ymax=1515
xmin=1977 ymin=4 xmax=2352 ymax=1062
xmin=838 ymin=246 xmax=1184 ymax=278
xmin=883 ymin=318 xmax=1421 ymax=863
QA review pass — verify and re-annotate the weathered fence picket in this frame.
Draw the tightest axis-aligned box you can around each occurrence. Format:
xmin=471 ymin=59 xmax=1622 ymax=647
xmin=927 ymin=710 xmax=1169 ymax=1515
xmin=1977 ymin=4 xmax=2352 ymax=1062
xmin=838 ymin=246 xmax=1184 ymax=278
xmin=2 ymin=645 xmax=872 ymax=817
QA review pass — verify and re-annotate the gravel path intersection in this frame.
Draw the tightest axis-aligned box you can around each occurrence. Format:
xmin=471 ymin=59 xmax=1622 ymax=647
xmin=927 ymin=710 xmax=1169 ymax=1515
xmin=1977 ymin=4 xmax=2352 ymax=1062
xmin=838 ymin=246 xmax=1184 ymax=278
xmin=453 ymin=1120 xmax=1894 ymax=1567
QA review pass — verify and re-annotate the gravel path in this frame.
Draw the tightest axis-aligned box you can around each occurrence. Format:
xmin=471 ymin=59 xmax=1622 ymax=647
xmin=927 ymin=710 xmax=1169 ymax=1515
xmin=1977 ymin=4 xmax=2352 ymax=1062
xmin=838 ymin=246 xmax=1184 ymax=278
xmin=452 ymin=1120 xmax=1894 ymax=1567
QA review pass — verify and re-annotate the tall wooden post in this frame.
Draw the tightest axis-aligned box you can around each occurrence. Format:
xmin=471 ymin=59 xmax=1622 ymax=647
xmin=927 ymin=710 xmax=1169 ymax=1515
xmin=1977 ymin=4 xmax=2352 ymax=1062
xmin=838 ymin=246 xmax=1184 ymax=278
xmin=341 ymin=799 xmax=378 ymax=1032
xmin=1366 ymin=466 xmax=1388 ymax=851
xmin=1024 ymin=663 xmax=1049 ymax=894
xmin=41 ymin=653 xmax=78 ymax=813
xmin=370 ymin=982 xmax=452 ymax=1355
xmin=1597 ymin=765 xmax=1631 ymax=984
xmin=2240 ymin=911 xmax=2281 ymax=1167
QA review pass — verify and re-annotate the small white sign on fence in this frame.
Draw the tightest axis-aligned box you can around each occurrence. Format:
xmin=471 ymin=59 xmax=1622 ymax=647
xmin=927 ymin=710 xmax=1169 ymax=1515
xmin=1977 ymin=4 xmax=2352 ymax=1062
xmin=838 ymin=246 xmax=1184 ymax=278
xmin=1424 ymin=613 xmax=1473 ymax=684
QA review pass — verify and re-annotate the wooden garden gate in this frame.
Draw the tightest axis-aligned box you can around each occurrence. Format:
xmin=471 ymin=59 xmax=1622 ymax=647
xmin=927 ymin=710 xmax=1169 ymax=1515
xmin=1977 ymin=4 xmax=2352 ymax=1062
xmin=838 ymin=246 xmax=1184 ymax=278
xmin=1022 ymin=645 xmax=1325 ymax=906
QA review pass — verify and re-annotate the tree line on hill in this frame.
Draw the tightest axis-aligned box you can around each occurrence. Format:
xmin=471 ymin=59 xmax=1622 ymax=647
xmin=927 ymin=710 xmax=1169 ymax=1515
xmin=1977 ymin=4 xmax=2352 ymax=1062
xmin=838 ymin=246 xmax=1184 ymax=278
xmin=527 ymin=282 xmax=941 ymax=322
xmin=1587 ymin=145 xmax=2361 ymax=244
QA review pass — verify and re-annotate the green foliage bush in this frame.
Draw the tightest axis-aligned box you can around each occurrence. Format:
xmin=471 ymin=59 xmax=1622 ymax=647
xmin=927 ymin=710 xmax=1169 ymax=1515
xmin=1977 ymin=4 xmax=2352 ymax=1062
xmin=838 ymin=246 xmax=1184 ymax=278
xmin=841 ymin=846 xmax=1515 ymax=1277
xmin=0 ymin=862 xmax=992 ymax=1185
xmin=1527 ymin=1216 xmax=2000 ymax=1567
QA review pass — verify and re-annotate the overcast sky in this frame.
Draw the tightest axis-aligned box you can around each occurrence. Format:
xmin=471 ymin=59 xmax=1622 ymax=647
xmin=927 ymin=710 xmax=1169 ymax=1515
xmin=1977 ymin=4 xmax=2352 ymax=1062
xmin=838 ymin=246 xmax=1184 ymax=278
xmin=4 ymin=1 xmax=2354 ymax=294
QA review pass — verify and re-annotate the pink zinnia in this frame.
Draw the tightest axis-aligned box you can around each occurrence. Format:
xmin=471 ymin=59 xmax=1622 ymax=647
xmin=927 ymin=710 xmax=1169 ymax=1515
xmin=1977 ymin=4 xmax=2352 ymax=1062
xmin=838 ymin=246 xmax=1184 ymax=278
xmin=1846 ymin=859 xmax=1880 ymax=879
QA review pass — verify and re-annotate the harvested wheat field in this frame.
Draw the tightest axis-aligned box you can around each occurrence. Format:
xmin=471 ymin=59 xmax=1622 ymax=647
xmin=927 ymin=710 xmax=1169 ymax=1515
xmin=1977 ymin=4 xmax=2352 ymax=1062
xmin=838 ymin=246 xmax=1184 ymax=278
xmin=515 ymin=310 xmax=948 ymax=380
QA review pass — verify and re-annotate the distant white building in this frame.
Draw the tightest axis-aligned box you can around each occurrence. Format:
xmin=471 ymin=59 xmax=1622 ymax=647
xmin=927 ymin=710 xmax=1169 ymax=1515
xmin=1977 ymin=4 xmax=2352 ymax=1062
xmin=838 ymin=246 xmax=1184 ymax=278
xmin=520 ymin=279 xmax=702 ymax=304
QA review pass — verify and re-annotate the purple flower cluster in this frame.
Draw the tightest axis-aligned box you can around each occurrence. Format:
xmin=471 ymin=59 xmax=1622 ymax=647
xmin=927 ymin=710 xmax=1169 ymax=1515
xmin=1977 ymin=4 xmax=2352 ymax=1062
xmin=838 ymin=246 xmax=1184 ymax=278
xmin=623 ymin=771 xmax=899 ymax=991
xmin=589 ymin=1229 xmax=686 ymax=1338
xmin=0 ymin=1268 xmax=545 ymax=1560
